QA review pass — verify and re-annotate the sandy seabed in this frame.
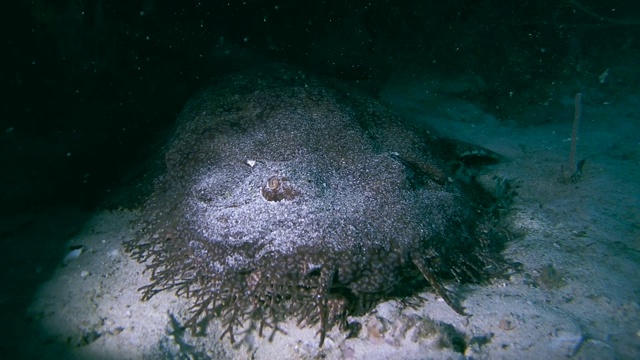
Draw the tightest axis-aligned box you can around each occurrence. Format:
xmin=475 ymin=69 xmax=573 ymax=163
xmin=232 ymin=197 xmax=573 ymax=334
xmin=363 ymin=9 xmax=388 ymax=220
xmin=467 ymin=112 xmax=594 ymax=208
xmin=19 ymin=72 xmax=640 ymax=360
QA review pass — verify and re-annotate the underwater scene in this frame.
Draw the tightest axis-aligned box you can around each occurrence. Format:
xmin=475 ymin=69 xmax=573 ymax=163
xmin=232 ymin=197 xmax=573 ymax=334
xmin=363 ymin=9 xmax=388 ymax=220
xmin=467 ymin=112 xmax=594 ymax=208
xmin=1 ymin=1 xmax=638 ymax=359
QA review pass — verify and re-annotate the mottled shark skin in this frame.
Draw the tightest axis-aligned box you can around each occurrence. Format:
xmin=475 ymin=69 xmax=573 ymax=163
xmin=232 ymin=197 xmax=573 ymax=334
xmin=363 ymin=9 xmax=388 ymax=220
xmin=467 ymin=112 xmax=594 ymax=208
xmin=125 ymin=64 xmax=510 ymax=347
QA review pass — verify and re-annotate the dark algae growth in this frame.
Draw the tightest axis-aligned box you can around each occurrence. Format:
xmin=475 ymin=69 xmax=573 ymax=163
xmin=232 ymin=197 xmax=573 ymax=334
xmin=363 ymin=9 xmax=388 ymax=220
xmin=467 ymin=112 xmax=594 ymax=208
xmin=125 ymin=64 xmax=513 ymax=347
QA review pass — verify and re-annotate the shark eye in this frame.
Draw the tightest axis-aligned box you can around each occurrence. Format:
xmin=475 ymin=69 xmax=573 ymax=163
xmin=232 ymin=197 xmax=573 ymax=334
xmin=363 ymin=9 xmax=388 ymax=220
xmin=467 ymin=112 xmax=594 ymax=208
xmin=261 ymin=176 xmax=297 ymax=202
xmin=267 ymin=176 xmax=281 ymax=190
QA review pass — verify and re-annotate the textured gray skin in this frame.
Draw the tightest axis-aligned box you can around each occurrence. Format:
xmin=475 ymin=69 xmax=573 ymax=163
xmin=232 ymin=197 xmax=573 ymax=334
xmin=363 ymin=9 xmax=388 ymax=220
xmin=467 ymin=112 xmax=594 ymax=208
xmin=127 ymin=64 xmax=504 ymax=346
